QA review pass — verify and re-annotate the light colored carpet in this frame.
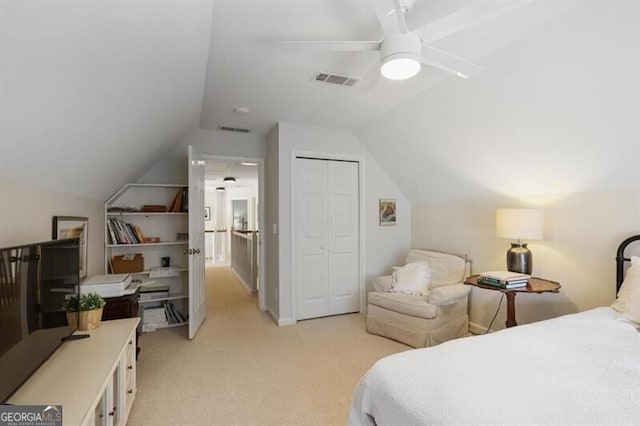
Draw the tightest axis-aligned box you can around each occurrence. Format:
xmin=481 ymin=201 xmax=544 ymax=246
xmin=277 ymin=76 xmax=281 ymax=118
xmin=127 ymin=267 xmax=409 ymax=425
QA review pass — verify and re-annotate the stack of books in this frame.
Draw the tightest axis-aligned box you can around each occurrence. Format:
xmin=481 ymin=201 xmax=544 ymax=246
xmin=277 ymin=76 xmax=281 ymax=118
xmin=139 ymin=283 xmax=170 ymax=301
xmin=107 ymin=218 xmax=145 ymax=244
xmin=143 ymin=307 xmax=168 ymax=329
xmin=478 ymin=271 xmax=530 ymax=289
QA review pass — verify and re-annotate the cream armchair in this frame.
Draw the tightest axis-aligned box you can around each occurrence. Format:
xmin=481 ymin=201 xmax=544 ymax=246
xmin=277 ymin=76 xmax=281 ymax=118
xmin=366 ymin=250 xmax=471 ymax=348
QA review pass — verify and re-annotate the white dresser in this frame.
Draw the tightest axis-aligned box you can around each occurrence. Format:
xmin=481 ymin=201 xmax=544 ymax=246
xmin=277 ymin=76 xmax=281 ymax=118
xmin=8 ymin=318 xmax=139 ymax=426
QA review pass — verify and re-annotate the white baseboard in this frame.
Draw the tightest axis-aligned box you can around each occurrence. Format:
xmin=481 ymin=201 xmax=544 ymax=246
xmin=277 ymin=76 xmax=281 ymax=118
xmin=266 ymin=307 xmax=296 ymax=327
xmin=278 ymin=317 xmax=296 ymax=326
xmin=230 ymin=267 xmax=252 ymax=294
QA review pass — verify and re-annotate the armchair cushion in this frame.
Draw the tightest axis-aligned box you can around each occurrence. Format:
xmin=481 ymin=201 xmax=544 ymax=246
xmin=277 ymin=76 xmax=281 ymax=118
xmin=427 ymin=283 xmax=471 ymax=306
xmin=405 ymin=250 xmax=466 ymax=288
xmin=391 ymin=261 xmax=431 ymax=295
xmin=372 ymin=275 xmax=393 ymax=292
xmin=368 ymin=292 xmax=437 ymax=320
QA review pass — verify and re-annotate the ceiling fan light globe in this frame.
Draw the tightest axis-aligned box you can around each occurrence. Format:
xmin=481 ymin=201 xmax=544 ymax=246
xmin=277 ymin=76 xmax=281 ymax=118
xmin=380 ymin=55 xmax=421 ymax=80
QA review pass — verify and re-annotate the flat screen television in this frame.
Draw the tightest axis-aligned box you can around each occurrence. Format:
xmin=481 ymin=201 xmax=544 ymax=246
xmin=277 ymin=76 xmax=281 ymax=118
xmin=0 ymin=238 xmax=81 ymax=403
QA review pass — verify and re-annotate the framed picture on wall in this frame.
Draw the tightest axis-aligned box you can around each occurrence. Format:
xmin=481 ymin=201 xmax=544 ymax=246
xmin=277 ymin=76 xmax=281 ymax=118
xmin=204 ymin=207 xmax=211 ymax=221
xmin=379 ymin=199 xmax=396 ymax=226
xmin=52 ymin=216 xmax=88 ymax=280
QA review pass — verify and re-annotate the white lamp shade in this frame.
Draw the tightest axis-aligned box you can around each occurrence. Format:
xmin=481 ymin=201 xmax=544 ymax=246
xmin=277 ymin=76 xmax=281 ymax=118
xmin=380 ymin=54 xmax=421 ymax=80
xmin=496 ymin=208 xmax=544 ymax=241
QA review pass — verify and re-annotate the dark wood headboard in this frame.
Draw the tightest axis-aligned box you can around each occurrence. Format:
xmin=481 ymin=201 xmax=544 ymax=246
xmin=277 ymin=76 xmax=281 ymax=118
xmin=615 ymin=234 xmax=640 ymax=291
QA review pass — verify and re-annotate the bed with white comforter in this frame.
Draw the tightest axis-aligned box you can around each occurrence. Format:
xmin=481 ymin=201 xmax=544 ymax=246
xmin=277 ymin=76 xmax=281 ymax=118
xmin=350 ymin=307 xmax=640 ymax=425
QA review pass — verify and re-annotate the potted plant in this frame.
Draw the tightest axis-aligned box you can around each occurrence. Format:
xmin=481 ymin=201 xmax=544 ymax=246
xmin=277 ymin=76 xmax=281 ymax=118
xmin=63 ymin=292 xmax=106 ymax=331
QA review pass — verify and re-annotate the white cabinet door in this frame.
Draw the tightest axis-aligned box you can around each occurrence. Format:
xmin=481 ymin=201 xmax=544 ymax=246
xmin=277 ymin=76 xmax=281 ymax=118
xmin=294 ymin=158 xmax=359 ymax=320
xmin=327 ymin=160 xmax=359 ymax=315
xmin=188 ymin=145 xmax=206 ymax=339
xmin=295 ymin=158 xmax=330 ymax=320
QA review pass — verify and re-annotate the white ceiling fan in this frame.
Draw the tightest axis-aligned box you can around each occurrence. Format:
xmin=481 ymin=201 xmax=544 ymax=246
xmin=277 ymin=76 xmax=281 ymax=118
xmin=280 ymin=0 xmax=524 ymax=85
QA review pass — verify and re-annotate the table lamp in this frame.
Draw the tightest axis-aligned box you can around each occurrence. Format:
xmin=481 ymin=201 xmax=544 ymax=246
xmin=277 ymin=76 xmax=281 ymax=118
xmin=496 ymin=208 xmax=544 ymax=274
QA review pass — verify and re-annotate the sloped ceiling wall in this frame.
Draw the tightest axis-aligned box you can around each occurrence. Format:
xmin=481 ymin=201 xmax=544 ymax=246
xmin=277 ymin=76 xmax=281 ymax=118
xmin=0 ymin=0 xmax=213 ymax=200
xmin=355 ymin=0 xmax=640 ymax=204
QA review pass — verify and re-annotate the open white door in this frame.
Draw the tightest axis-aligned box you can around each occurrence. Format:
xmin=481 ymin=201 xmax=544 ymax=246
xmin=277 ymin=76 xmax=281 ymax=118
xmin=188 ymin=145 xmax=206 ymax=339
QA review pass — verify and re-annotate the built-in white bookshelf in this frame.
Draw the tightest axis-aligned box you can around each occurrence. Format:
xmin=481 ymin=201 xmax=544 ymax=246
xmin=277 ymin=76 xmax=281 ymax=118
xmin=105 ymin=183 xmax=190 ymax=331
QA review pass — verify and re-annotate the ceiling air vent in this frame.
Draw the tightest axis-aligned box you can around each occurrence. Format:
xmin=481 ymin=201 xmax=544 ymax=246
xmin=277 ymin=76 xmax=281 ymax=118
xmin=314 ymin=71 xmax=358 ymax=87
xmin=217 ymin=125 xmax=250 ymax=133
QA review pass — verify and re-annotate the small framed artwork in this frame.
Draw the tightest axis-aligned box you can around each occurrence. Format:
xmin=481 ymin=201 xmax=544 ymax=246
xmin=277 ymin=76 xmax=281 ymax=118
xmin=52 ymin=216 xmax=88 ymax=280
xmin=379 ymin=199 xmax=396 ymax=226
xmin=204 ymin=207 xmax=211 ymax=221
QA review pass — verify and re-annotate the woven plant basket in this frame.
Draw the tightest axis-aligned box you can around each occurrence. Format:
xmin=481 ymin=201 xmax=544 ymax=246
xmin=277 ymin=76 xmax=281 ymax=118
xmin=66 ymin=307 xmax=104 ymax=331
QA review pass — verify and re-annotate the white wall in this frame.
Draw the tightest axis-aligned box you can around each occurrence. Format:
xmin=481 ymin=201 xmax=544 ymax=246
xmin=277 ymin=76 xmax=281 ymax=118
xmin=413 ymin=189 xmax=640 ymax=331
xmin=0 ymin=179 xmax=105 ymax=279
xmin=137 ymin=128 xmax=266 ymax=184
xmin=265 ymin=125 xmax=280 ymax=317
xmin=356 ymin=1 xmax=639 ymax=204
xmin=356 ymin=1 xmax=640 ymax=331
xmin=0 ymin=0 xmax=213 ymax=201
xmin=270 ymin=122 xmax=412 ymax=324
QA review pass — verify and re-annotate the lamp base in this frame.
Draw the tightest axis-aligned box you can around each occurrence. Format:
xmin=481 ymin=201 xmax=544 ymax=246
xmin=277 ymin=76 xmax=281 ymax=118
xmin=506 ymin=243 xmax=532 ymax=275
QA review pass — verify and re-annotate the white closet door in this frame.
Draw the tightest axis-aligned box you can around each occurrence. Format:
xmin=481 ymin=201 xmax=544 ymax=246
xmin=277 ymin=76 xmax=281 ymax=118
xmin=294 ymin=158 xmax=359 ymax=321
xmin=327 ymin=160 xmax=359 ymax=315
xmin=295 ymin=158 xmax=330 ymax=320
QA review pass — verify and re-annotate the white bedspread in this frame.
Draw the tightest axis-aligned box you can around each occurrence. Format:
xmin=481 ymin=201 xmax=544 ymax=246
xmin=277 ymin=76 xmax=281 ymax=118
xmin=350 ymin=308 xmax=640 ymax=425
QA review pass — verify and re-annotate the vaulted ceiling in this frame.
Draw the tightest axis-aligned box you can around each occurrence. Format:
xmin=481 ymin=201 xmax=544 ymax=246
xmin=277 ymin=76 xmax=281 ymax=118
xmin=199 ymin=0 xmax=571 ymax=134
xmin=1 ymin=0 xmax=638 ymax=202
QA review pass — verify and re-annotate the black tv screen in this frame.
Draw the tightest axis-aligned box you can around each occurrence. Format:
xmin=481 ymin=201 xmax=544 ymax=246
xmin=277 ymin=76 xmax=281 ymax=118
xmin=0 ymin=238 xmax=80 ymax=403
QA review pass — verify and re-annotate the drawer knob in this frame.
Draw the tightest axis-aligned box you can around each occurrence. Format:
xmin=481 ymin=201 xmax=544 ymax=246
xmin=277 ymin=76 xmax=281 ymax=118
xmin=128 ymin=340 xmax=133 ymax=345
xmin=127 ymin=389 xmax=133 ymax=394
xmin=109 ymin=409 xmax=116 ymax=416
xmin=127 ymin=365 xmax=133 ymax=370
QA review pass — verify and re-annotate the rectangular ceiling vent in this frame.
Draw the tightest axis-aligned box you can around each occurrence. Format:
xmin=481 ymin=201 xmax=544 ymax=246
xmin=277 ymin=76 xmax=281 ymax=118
xmin=314 ymin=71 xmax=358 ymax=87
xmin=217 ymin=125 xmax=250 ymax=133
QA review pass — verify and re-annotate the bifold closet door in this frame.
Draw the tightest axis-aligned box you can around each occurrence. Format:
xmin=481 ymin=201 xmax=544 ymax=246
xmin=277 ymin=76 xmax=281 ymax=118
xmin=294 ymin=158 xmax=359 ymax=320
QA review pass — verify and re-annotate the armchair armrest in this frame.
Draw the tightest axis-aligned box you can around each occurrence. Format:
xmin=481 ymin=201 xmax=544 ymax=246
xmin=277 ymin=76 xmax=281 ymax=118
xmin=372 ymin=275 xmax=393 ymax=292
xmin=427 ymin=283 xmax=471 ymax=306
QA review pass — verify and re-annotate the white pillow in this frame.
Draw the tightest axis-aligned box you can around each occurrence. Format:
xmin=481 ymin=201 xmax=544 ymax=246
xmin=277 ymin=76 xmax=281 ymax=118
xmin=612 ymin=256 xmax=640 ymax=324
xmin=391 ymin=262 xmax=431 ymax=296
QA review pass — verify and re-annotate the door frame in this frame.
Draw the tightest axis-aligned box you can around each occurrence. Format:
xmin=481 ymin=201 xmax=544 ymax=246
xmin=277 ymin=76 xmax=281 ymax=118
xmin=203 ymin=154 xmax=266 ymax=312
xmin=290 ymin=150 xmax=365 ymax=323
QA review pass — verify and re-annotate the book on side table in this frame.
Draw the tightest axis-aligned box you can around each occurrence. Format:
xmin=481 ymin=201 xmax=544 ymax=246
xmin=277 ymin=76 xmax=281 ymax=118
xmin=478 ymin=271 xmax=530 ymax=289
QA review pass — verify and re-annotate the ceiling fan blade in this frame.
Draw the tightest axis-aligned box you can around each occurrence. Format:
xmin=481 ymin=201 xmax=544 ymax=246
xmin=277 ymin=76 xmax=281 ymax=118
xmin=420 ymin=45 xmax=483 ymax=79
xmin=414 ymin=0 xmax=528 ymax=45
xmin=278 ymin=40 xmax=381 ymax=52
xmin=392 ymin=0 xmax=409 ymax=33
xmin=371 ymin=0 xmax=405 ymax=36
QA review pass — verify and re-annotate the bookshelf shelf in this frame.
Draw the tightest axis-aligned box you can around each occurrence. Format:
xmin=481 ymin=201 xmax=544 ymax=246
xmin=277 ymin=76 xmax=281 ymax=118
xmin=157 ymin=322 xmax=188 ymax=329
xmin=106 ymin=241 xmax=188 ymax=248
xmin=107 ymin=212 xmax=188 ymax=217
xmin=139 ymin=293 xmax=189 ymax=304
xmin=131 ymin=268 xmax=188 ymax=276
xmin=105 ymin=182 xmax=191 ymax=335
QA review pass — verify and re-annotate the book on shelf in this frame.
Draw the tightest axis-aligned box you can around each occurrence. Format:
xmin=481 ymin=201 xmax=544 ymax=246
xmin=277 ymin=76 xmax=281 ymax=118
xmin=139 ymin=291 xmax=170 ymax=301
xmin=480 ymin=271 xmax=530 ymax=283
xmin=141 ymin=204 xmax=167 ymax=213
xmin=108 ymin=218 xmax=147 ymax=244
xmin=143 ymin=306 xmax=168 ymax=326
xmin=163 ymin=301 xmax=186 ymax=324
xmin=139 ymin=283 xmax=170 ymax=292
xmin=181 ymin=187 xmax=188 ymax=213
xmin=477 ymin=277 xmax=528 ymax=289
xmin=169 ymin=189 xmax=183 ymax=213
xmin=133 ymin=225 xmax=145 ymax=243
